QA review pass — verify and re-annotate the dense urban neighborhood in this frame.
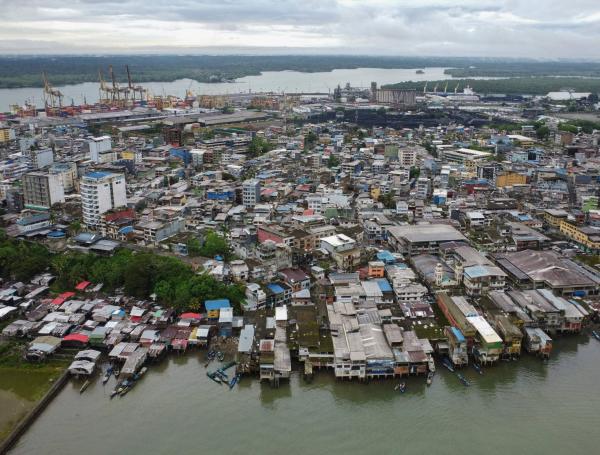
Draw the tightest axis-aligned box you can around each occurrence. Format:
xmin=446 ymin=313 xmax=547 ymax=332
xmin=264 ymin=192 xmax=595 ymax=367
xmin=2 ymin=73 xmax=600 ymax=449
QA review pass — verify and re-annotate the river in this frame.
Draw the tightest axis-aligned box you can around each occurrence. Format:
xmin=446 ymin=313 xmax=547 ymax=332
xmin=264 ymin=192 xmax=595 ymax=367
xmin=1 ymin=67 xmax=469 ymax=111
xmin=9 ymin=334 xmax=600 ymax=455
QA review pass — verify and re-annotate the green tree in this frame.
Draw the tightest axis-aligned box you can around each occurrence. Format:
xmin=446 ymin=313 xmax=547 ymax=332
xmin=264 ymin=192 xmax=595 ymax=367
xmin=186 ymin=238 xmax=202 ymax=257
xmin=199 ymin=231 xmax=230 ymax=259
xmin=327 ymin=155 xmax=340 ymax=168
xmin=378 ymin=190 xmax=396 ymax=209
xmin=248 ymin=136 xmax=274 ymax=158
xmin=536 ymin=125 xmax=550 ymax=140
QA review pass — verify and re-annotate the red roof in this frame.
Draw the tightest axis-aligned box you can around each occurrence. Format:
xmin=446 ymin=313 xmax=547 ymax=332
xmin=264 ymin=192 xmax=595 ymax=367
xmin=303 ymin=209 xmax=315 ymax=216
xmin=51 ymin=297 xmax=66 ymax=305
xmin=75 ymin=281 xmax=91 ymax=291
xmin=180 ymin=312 xmax=201 ymax=320
xmin=60 ymin=291 xmax=76 ymax=299
xmin=62 ymin=333 xmax=89 ymax=344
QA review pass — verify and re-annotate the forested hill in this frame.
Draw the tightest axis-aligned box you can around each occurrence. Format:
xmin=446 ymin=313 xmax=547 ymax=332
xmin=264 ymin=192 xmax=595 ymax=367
xmin=2 ymin=55 xmax=600 ymax=88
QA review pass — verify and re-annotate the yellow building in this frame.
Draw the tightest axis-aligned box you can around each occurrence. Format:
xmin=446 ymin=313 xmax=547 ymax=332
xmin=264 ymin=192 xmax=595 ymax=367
xmin=370 ymin=186 xmax=381 ymax=201
xmin=0 ymin=128 xmax=16 ymax=143
xmin=496 ymin=172 xmax=527 ymax=187
xmin=544 ymin=209 xmax=569 ymax=227
xmin=559 ymin=220 xmax=600 ymax=253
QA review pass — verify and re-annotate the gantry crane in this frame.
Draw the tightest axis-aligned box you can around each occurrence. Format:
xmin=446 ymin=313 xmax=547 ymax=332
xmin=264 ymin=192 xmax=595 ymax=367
xmin=42 ymin=72 xmax=64 ymax=110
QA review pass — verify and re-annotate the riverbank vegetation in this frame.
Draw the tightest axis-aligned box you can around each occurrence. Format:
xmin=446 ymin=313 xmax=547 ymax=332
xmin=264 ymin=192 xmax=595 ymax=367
xmin=385 ymin=77 xmax=600 ymax=95
xmin=0 ymin=231 xmax=245 ymax=313
xmin=4 ymin=55 xmax=600 ymax=89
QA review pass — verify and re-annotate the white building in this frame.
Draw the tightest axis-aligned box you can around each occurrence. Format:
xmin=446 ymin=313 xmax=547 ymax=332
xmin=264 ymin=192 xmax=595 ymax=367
xmin=30 ymin=148 xmax=54 ymax=169
xmin=242 ymin=179 xmax=261 ymax=209
xmin=81 ymin=172 xmax=127 ymax=227
xmin=415 ymin=177 xmax=430 ymax=199
xmin=49 ymin=162 xmax=78 ymax=193
xmin=87 ymin=136 xmax=112 ymax=163
xmin=399 ymin=147 xmax=417 ymax=168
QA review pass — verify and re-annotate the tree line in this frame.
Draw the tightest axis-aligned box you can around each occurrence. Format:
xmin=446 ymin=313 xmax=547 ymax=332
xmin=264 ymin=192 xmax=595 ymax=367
xmin=0 ymin=231 xmax=245 ymax=314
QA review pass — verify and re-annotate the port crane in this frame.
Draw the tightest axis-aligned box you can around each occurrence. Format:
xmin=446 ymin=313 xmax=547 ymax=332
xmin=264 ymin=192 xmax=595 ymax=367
xmin=42 ymin=72 xmax=64 ymax=110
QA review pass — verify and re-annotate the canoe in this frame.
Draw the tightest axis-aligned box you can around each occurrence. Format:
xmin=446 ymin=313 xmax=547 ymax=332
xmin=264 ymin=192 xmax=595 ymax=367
xmin=442 ymin=358 xmax=455 ymax=372
xmin=229 ymin=374 xmax=240 ymax=390
xmin=457 ymin=373 xmax=470 ymax=387
xmin=79 ymin=380 xmax=90 ymax=394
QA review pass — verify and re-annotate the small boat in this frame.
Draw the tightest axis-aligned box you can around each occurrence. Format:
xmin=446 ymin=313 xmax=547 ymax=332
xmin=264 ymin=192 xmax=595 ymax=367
xmin=109 ymin=389 xmax=119 ymax=399
xmin=426 ymin=371 xmax=434 ymax=386
xmin=442 ymin=358 xmax=455 ymax=372
xmin=79 ymin=379 xmax=90 ymax=394
xmin=229 ymin=373 xmax=240 ymax=390
xmin=394 ymin=382 xmax=406 ymax=393
xmin=457 ymin=373 xmax=470 ymax=387
xmin=592 ymin=330 xmax=600 ymax=341
xmin=207 ymin=371 xmax=223 ymax=385
xmin=215 ymin=370 xmax=229 ymax=381
xmin=113 ymin=368 xmax=120 ymax=378
xmin=472 ymin=363 xmax=484 ymax=375
xmin=207 ymin=350 xmax=216 ymax=360
xmin=217 ymin=351 xmax=225 ymax=361
xmin=138 ymin=367 xmax=148 ymax=377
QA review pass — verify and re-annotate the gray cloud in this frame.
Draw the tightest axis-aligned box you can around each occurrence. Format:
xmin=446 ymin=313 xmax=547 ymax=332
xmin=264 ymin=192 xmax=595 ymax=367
xmin=0 ymin=0 xmax=599 ymax=57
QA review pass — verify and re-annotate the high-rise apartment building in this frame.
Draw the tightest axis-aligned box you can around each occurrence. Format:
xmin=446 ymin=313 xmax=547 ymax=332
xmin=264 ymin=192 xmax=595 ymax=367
xmin=22 ymin=172 xmax=65 ymax=209
xmin=242 ymin=179 xmax=261 ymax=208
xmin=81 ymin=172 xmax=127 ymax=227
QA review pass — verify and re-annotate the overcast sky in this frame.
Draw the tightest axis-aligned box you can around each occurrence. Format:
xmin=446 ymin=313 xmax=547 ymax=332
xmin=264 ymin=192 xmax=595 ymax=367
xmin=1 ymin=0 xmax=599 ymax=58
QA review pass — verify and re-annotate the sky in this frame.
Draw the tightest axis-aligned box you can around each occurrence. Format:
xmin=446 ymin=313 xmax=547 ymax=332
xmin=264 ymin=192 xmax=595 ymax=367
xmin=1 ymin=0 xmax=599 ymax=58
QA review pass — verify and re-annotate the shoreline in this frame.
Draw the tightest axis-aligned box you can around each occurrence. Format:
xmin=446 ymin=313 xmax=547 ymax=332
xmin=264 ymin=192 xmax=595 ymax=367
xmin=0 ymin=370 xmax=69 ymax=454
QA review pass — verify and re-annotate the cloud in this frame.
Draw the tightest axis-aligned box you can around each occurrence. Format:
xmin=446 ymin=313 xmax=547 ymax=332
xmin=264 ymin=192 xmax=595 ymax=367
xmin=0 ymin=0 xmax=599 ymax=57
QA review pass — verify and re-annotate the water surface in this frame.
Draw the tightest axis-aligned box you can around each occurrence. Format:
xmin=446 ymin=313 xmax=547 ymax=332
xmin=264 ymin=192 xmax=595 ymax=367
xmin=10 ymin=335 xmax=600 ymax=455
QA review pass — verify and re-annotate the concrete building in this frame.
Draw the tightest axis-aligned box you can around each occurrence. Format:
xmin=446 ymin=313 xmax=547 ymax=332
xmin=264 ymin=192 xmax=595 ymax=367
xmin=22 ymin=172 xmax=65 ymax=210
xmin=242 ymin=179 xmax=261 ymax=209
xmin=0 ymin=127 xmax=16 ymax=143
xmin=387 ymin=224 xmax=467 ymax=255
xmin=29 ymin=148 xmax=54 ymax=169
xmin=321 ymin=234 xmax=361 ymax=270
xmin=49 ymin=162 xmax=78 ymax=193
xmin=81 ymin=172 xmax=127 ymax=227
xmin=87 ymin=136 xmax=112 ymax=163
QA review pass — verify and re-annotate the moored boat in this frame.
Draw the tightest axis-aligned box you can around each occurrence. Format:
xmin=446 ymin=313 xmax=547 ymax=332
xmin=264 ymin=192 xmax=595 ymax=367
xmin=229 ymin=373 xmax=240 ymax=390
xmin=472 ymin=362 xmax=484 ymax=375
xmin=442 ymin=358 xmax=455 ymax=372
xmin=592 ymin=330 xmax=600 ymax=341
xmin=217 ymin=351 xmax=225 ymax=361
xmin=395 ymin=382 xmax=406 ymax=393
xmin=457 ymin=373 xmax=470 ymax=387
xmin=427 ymin=372 xmax=434 ymax=386
xmin=79 ymin=379 xmax=90 ymax=394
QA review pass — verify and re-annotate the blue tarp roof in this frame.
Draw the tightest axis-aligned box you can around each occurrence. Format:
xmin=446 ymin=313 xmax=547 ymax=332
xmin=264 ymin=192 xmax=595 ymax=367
xmin=375 ymin=278 xmax=392 ymax=293
xmin=85 ymin=171 xmax=111 ymax=179
xmin=450 ymin=327 xmax=466 ymax=343
xmin=267 ymin=283 xmax=285 ymax=294
xmin=205 ymin=299 xmax=231 ymax=311
xmin=377 ymin=250 xmax=396 ymax=264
